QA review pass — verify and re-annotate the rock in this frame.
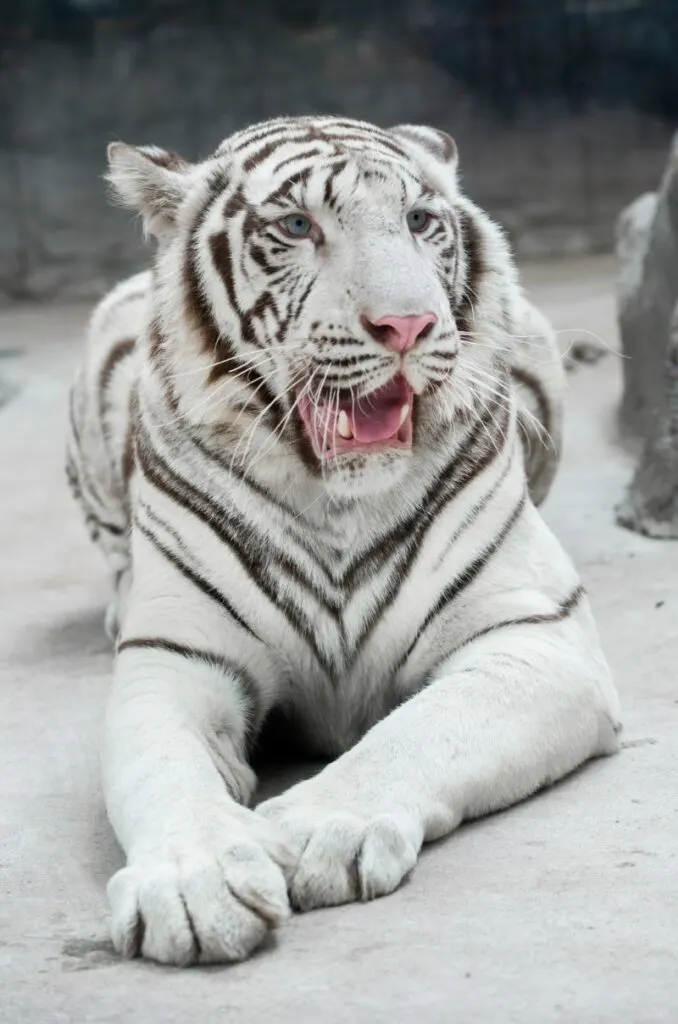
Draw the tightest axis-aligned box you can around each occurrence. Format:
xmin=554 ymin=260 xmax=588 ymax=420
xmin=616 ymin=136 xmax=678 ymax=537
xmin=616 ymin=192 xmax=658 ymax=315
xmin=617 ymin=301 xmax=678 ymax=537
xmin=616 ymin=139 xmax=678 ymax=441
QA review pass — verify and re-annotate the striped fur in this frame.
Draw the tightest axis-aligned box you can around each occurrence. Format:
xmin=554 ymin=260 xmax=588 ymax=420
xmin=67 ymin=116 xmax=620 ymax=967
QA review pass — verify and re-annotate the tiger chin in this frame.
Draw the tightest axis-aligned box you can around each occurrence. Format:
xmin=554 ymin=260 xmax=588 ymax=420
xmin=67 ymin=115 xmax=621 ymax=967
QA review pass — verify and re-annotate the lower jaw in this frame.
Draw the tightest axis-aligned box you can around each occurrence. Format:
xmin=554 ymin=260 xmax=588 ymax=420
xmin=302 ymin=446 xmax=410 ymax=475
xmin=307 ymin=430 xmax=414 ymax=463
xmin=302 ymin=412 xmax=414 ymax=463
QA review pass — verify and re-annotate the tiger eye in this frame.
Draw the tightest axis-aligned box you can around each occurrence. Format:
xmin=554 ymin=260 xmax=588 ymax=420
xmin=407 ymin=209 xmax=430 ymax=233
xmin=281 ymin=214 xmax=313 ymax=238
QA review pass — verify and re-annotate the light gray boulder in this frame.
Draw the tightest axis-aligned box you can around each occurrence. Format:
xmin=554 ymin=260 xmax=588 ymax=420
xmin=615 ymin=136 xmax=678 ymax=537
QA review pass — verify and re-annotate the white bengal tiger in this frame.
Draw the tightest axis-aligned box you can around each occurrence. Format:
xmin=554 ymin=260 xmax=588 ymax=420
xmin=66 ymin=115 xmax=621 ymax=967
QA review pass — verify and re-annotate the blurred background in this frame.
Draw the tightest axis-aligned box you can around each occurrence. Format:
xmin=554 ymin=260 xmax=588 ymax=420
xmin=1 ymin=0 xmax=677 ymax=303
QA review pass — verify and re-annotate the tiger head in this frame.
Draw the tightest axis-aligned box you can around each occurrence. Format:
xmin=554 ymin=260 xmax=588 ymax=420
xmin=108 ymin=116 xmax=515 ymax=498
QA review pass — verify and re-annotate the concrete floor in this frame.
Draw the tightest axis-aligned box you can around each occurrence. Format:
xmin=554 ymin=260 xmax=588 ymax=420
xmin=1 ymin=257 xmax=677 ymax=1022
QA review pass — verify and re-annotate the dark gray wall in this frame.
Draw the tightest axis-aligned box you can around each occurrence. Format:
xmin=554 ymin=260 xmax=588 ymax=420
xmin=0 ymin=10 xmax=674 ymax=302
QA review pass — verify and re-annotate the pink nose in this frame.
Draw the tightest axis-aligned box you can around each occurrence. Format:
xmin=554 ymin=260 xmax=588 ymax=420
xmin=370 ymin=313 xmax=437 ymax=353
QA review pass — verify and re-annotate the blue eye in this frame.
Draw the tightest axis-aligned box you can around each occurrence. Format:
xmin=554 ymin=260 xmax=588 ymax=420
xmin=407 ymin=209 xmax=431 ymax=233
xmin=280 ymin=213 xmax=313 ymax=238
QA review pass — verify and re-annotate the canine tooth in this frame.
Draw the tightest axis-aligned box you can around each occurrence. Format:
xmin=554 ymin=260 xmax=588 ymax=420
xmin=398 ymin=403 xmax=410 ymax=428
xmin=337 ymin=410 xmax=353 ymax=439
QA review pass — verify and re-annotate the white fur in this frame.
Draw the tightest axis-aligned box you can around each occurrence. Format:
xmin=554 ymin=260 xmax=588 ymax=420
xmin=67 ymin=116 xmax=621 ymax=966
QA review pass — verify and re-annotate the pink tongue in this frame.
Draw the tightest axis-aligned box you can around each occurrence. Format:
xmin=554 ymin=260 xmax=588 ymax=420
xmin=348 ymin=395 xmax=404 ymax=443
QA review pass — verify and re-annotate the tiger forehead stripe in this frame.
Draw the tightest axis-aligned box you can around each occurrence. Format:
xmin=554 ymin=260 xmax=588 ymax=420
xmin=262 ymin=167 xmax=314 ymax=208
xmin=323 ymin=158 xmax=348 ymax=209
xmin=228 ymin=121 xmax=409 ymax=169
xmin=232 ymin=123 xmax=322 ymax=158
xmin=240 ymin=135 xmax=328 ymax=173
xmin=228 ymin=119 xmax=300 ymax=151
xmin=272 ymin=147 xmax=327 ymax=175
xmin=247 ymin=138 xmax=403 ymax=179
xmin=322 ymin=131 xmax=405 ymax=158
xmin=242 ymin=134 xmax=328 ymax=173
xmin=312 ymin=117 xmax=404 ymax=142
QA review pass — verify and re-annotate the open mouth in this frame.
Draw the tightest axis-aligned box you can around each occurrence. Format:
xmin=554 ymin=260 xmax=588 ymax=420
xmin=298 ymin=374 xmax=414 ymax=460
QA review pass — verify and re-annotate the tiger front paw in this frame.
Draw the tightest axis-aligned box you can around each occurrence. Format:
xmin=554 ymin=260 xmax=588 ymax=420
xmin=257 ymin=795 xmax=421 ymax=912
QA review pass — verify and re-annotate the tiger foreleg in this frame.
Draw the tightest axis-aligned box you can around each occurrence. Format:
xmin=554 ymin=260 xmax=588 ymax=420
xmin=103 ymin=643 xmax=295 ymax=965
xmin=257 ymin=616 xmax=621 ymax=912
xmin=102 ymin=527 xmax=293 ymax=966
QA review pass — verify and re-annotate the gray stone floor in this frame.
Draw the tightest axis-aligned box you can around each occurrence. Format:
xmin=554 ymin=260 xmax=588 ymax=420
xmin=1 ymin=257 xmax=676 ymax=1022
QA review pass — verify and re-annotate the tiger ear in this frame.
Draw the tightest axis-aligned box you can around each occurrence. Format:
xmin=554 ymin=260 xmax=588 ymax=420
xmin=389 ymin=124 xmax=458 ymax=180
xmin=106 ymin=142 xmax=192 ymax=237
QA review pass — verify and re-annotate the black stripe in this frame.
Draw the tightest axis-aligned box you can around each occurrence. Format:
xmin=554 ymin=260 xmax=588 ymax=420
xmin=67 ymin=387 xmax=128 ymax=533
xmin=231 ymin=119 xmax=403 ymax=161
xmin=143 ymin=149 xmax=187 ymax=172
xmin=456 ymin=209 xmax=484 ymax=336
xmin=134 ymin=518 xmax=260 ymax=642
xmin=207 ymin=231 xmax=284 ymax=421
xmin=272 ymin=147 xmax=325 ymax=174
xmin=342 ymin=382 xmax=511 ymax=592
xmin=350 ymin=432 xmax=516 ymax=660
xmin=290 ymin=273 xmax=317 ymax=324
xmin=510 ymin=365 xmax=552 ymax=441
xmin=117 ymin=635 xmax=263 ymax=733
xmin=68 ymin=387 xmax=105 ymax=509
xmin=322 ymin=159 xmax=349 ymax=209
xmin=437 ymin=584 xmax=585 ymax=665
xmin=248 ymin=240 xmax=274 ymax=273
xmin=247 ymin=289 xmax=279 ymax=329
xmin=80 ymin=510 xmax=127 ymax=542
xmin=397 ymin=491 xmax=527 ymax=671
xmin=324 ymin=130 xmax=407 ymax=159
xmin=136 ymin=431 xmax=340 ymax=675
xmin=183 ymin=172 xmax=230 ymax=361
xmin=65 ymin=453 xmax=79 ymax=495
xmin=231 ymin=123 xmax=293 ymax=152
xmin=147 ymin=323 xmax=181 ymax=412
xmin=244 ymin=135 xmax=306 ymax=171
xmin=431 ymin=439 xmax=516 ymax=573
xmin=223 ymin=186 xmax=249 ymax=219
xmin=186 ymin=433 xmax=336 ymax=575
xmin=262 ymin=166 xmax=313 ymax=208
xmin=98 ymin=337 xmax=136 ymax=425
xmin=309 ymin=353 xmax=368 ymax=369
xmin=139 ymin=426 xmax=340 ymax=613
xmin=316 ymin=118 xmax=383 ymax=133
xmin=94 ymin=517 xmax=126 ymax=537
xmin=139 ymin=500 xmax=195 ymax=561
xmin=121 ymin=392 xmax=136 ymax=489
